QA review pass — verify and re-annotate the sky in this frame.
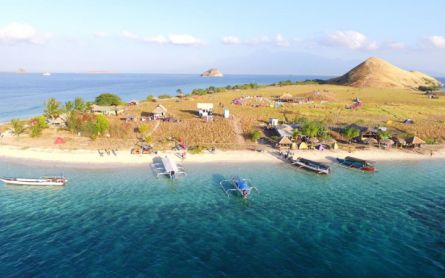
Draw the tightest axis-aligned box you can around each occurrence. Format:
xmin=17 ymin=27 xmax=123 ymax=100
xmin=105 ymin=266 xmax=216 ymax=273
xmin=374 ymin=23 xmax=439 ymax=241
xmin=0 ymin=0 xmax=444 ymax=75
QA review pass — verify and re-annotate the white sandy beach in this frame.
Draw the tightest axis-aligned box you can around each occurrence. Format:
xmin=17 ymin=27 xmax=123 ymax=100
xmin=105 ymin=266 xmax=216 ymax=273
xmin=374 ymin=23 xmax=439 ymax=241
xmin=0 ymin=145 xmax=444 ymax=166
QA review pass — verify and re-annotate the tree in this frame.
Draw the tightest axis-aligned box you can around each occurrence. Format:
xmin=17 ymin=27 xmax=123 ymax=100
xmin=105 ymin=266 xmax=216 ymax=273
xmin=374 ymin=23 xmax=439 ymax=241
xmin=144 ymin=135 xmax=153 ymax=144
xmin=250 ymin=130 xmax=262 ymax=142
xmin=146 ymin=95 xmax=154 ymax=101
xmin=292 ymin=129 xmax=300 ymax=139
xmin=29 ymin=116 xmax=48 ymax=137
xmin=342 ymin=127 xmax=360 ymax=142
xmin=64 ymin=100 xmax=74 ymax=113
xmin=74 ymin=97 xmax=85 ymax=111
xmin=10 ymin=119 xmax=25 ymax=136
xmin=95 ymin=115 xmax=109 ymax=136
xmin=378 ymin=130 xmax=391 ymax=140
xmin=95 ymin=93 xmax=122 ymax=106
xmin=301 ymin=121 xmax=326 ymax=138
xmin=44 ymin=98 xmax=61 ymax=120
xmin=176 ymin=89 xmax=184 ymax=98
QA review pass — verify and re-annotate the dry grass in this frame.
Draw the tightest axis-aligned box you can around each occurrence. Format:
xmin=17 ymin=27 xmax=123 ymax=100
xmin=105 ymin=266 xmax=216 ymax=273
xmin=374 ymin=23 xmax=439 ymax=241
xmin=2 ymin=84 xmax=445 ymax=150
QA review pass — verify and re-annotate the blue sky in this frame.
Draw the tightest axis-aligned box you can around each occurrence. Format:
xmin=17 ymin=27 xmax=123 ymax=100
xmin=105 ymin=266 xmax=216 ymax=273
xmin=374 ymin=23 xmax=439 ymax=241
xmin=0 ymin=0 xmax=444 ymax=75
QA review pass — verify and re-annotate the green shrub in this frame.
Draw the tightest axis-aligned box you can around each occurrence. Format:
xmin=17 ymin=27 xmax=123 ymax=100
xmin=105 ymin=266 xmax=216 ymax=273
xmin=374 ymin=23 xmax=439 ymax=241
xmin=10 ymin=119 xmax=25 ymax=136
xmin=250 ymin=130 xmax=262 ymax=141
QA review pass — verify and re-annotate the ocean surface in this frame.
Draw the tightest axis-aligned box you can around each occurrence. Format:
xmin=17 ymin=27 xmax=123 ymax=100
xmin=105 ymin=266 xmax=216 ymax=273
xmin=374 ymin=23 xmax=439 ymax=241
xmin=0 ymin=73 xmax=329 ymax=122
xmin=0 ymin=159 xmax=444 ymax=277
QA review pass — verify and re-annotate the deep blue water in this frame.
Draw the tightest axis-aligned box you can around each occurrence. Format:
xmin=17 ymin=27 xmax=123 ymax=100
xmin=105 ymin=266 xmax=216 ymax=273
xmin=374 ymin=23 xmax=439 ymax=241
xmin=0 ymin=73 xmax=327 ymax=122
xmin=0 ymin=160 xmax=444 ymax=277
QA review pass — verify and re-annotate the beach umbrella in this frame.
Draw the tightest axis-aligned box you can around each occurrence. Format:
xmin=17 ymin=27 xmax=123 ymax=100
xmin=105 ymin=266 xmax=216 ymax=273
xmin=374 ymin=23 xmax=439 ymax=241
xmin=54 ymin=137 xmax=65 ymax=145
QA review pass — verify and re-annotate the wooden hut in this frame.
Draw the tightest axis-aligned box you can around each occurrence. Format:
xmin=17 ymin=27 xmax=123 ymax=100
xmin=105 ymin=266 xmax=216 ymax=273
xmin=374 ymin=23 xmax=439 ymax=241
xmin=277 ymin=136 xmax=292 ymax=150
xmin=279 ymin=93 xmax=293 ymax=102
xmin=152 ymin=104 xmax=168 ymax=119
xmin=91 ymin=105 xmax=125 ymax=116
xmin=405 ymin=136 xmax=425 ymax=148
xmin=392 ymin=136 xmax=406 ymax=148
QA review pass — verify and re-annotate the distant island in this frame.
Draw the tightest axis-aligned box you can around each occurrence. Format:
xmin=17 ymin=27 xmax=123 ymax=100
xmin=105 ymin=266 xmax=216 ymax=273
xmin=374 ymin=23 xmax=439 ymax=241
xmin=201 ymin=68 xmax=223 ymax=77
xmin=328 ymin=57 xmax=442 ymax=90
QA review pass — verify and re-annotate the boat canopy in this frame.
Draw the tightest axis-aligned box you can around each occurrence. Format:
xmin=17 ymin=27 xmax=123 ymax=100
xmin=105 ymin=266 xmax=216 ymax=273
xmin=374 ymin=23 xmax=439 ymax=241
xmin=161 ymin=156 xmax=179 ymax=173
xmin=235 ymin=178 xmax=249 ymax=190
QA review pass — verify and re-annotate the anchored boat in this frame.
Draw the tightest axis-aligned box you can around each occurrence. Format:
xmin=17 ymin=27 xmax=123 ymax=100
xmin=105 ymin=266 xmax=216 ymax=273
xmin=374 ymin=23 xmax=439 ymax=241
xmin=337 ymin=156 xmax=376 ymax=172
xmin=151 ymin=155 xmax=186 ymax=179
xmin=291 ymin=157 xmax=331 ymax=175
xmin=220 ymin=176 xmax=257 ymax=199
xmin=0 ymin=176 xmax=68 ymax=186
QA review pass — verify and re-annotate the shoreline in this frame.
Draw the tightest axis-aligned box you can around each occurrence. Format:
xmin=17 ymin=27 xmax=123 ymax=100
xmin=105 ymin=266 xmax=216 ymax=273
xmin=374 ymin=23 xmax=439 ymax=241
xmin=0 ymin=145 xmax=444 ymax=168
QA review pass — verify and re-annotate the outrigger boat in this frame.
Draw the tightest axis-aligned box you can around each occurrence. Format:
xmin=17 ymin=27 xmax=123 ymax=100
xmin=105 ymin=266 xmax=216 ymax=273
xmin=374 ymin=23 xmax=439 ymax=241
xmin=151 ymin=155 xmax=186 ymax=179
xmin=220 ymin=176 xmax=257 ymax=199
xmin=0 ymin=176 xmax=68 ymax=186
xmin=336 ymin=156 xmax=376 ymax=172
xmin=291 ymin=157 xmax=331 ymax=175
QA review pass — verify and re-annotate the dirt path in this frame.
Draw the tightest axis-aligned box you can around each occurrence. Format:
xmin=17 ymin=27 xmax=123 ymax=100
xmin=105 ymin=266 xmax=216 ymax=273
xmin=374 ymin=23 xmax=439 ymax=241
xmin=149 ymin=120 xmax=160 ymax=136
xmin=231 ymin=116 xmax=245 ymax=145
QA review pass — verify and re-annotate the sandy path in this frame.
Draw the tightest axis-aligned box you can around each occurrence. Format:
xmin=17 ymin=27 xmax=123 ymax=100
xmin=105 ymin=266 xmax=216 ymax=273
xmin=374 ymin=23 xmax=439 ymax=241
xmin=231 ymin=116 xmax=245 ymax=145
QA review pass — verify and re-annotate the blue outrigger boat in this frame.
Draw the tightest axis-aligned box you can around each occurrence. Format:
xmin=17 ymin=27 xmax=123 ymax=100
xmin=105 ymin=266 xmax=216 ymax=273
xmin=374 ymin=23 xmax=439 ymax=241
xmin=220 ymin=176 xmax=257 ymax=198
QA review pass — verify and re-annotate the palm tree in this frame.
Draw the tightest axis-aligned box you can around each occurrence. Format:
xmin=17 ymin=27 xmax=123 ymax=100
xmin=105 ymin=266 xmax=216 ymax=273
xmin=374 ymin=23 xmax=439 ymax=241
xmin=44 ymin=98 xmax=61 ymax=120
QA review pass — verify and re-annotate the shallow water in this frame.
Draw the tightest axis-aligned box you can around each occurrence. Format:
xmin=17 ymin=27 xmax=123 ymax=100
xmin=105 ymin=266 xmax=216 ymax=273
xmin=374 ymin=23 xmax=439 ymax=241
xmin=0 ymin=160 xmax=444 ymax=276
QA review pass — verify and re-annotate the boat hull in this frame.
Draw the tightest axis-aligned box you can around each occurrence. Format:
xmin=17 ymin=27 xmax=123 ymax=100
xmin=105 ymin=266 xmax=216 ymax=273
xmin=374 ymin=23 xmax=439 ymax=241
xmin=336 ymin=158 xmax=376 ymax=172
xmin=292 ymin=161 xmax=330 ymax=175
xmin=0 ymin=178 xmax=67 ymax=186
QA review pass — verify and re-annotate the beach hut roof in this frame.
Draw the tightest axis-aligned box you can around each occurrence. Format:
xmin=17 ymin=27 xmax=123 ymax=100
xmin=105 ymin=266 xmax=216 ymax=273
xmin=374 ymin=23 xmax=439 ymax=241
xmin=278 ymin=136 xmax=292 ymax=145
xmin=406 ymin=136 xmax=425 ymax=145
xmin=392 ymin=136 xmax=406 ymax=144
xmin=152 ymin=104 xmax=167 ymax=114
xmin=322 ymin=138 xmax=337 ymax=145
xmin=197 ymin=103 xmax=214 ymax=109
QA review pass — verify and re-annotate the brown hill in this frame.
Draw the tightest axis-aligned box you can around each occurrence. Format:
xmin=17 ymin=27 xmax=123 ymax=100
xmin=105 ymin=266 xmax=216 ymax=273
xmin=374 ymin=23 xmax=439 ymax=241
xmin=328 ymin=57 xmax=442 ymax=90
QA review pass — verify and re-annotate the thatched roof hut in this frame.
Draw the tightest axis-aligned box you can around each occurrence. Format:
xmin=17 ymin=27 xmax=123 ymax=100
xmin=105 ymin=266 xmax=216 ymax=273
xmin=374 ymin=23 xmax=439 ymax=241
xmin=152 ymin=104 xmax=168 ymax=118
xmin=277 ymin=136 xmax=293 ymax=149
xmin=279 ymin=93 xmax=293 ymax=101
xmin=406 ymin=136 xmax=425 ymax=147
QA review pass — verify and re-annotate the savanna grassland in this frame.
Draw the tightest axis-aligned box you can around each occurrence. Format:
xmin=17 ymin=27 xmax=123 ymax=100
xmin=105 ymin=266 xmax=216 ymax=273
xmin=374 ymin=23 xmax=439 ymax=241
xmin=1 ymin=84 xmax=444 ymax=151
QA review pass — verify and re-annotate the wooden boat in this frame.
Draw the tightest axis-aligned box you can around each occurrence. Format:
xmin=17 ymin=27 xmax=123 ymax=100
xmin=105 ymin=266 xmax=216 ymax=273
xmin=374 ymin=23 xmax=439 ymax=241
xmin=151 ymin=155 xmax=186 ymax=179
xmin=220 ymin=176 xmax=257 ymax=199
xmin=336 ymin=156 xmax=376 ymax=172
xmin=0 ymin=176 xmax=68 ymax=186
xmin=291 ymin=157 xmax=331 ymax=175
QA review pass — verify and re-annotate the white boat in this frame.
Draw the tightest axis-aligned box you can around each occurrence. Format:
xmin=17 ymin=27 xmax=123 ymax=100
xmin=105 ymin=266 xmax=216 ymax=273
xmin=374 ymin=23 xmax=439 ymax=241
xmin=42 ymin=72 xmax=51 ymax=76
xmin=0 ymin=176 xmax=68 ymax=186
xmin=151 ymin=156 xmax=186 ymax=179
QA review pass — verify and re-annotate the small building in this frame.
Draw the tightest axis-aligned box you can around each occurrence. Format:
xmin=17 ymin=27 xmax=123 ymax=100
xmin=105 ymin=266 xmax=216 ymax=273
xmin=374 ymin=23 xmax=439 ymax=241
xmin=277 ymin=136 xmax=293 ymax=150
xmin=152 ymin=104 xmax=168 ymax=119
xmin=405 ymin=136 xmax=425 ymax=148
xmin=224 ymin=108 xmax=230 ymax=119
xmin=269 ymin=118 xmax=279 ymax=127
xmin=392 ymin=136 xmax=406 ymax=148
xmin=91 ymin=105 xmax=125 ymax=116
xmin=47 ymin=113 xmax=68 ymax=128
xmin=279 ymin=93 xmax=293 ymax=102
xmin=380 ymin=138 xmax=394 ymax=149
xmin=197 ymin=103 xmax=214 ymax=117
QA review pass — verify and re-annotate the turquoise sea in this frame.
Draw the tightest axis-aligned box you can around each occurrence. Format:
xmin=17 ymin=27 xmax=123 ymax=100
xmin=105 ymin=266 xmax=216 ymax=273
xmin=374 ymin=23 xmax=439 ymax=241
xmin=0 ymin=159 xmax=444 ymax=277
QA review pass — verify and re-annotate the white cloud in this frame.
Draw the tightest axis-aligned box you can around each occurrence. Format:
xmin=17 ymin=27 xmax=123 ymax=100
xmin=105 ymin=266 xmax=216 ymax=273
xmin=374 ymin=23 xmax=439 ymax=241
xmin=222 ymin=34 xmax=289 ymax=47
xmin=122 ymin=31 xmax=204 ymax=46
xmin=94 ymin=32 xmax=109 ymax=38
xmin=423 ymin=35 xmax=445 ymax=49
xmin=324 ymin=31 xmax=378 ymax=50
xmin=0 ymin=22 xmax=49 ymax=44
xmin=386 ymin=41 xmax=406 ymax=49
xmin=275 ymin=34 xmax=290 ymax=47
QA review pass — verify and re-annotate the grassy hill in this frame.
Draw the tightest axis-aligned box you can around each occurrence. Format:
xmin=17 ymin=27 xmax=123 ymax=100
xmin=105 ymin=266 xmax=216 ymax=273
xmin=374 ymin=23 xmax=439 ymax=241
xmin=328 ymin=57 xmax=442 ymax=90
